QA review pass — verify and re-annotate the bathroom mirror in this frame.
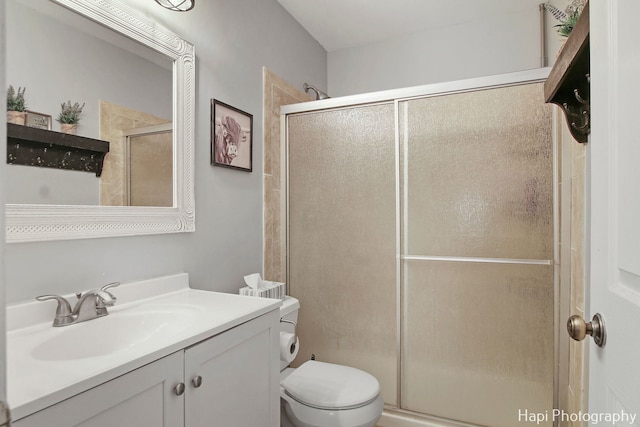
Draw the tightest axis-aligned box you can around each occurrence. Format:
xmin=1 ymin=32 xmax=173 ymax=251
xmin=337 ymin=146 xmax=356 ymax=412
xmin=5 ymin=0 xmax=195 ymax=242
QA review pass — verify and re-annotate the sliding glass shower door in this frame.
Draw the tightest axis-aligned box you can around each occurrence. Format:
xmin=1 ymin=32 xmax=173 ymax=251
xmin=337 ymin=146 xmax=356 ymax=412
xmin=286 ymin=81 xmax=554 ymax=426
xmin=399 ymin=84 xmax=554 ymax=426
xmin=287 ymin=104 xmax=399 ymax=405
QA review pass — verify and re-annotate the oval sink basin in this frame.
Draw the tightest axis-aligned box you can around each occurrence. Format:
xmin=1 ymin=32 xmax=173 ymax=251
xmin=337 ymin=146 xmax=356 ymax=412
xmin=32 ymin=307 xmax=198 ymax=361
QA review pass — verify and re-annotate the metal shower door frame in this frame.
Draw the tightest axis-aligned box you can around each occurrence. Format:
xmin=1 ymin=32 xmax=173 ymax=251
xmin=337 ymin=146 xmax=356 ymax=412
xmin=281 ymin=67 xmax=561 ymax=424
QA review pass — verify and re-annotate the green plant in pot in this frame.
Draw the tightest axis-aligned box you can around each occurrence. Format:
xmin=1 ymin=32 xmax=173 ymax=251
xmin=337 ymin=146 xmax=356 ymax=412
xmin=7 ymin=85 xmax=27 ymax=125
xmin=545 ymin=0 xmax=587 ymax=38
xmin=57 ymin=100 xmax=85 ymax=134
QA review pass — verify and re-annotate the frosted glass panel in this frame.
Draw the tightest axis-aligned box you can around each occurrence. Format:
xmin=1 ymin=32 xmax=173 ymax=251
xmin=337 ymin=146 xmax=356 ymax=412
xmin=400 ymin=83 xmax=553 ymax=259
xmin=287 ymin=104 xmax=398 ymax=405
xmin=400 ymin=83 xmax=554 ymax=425
xmin=128 ymin=131 xmax=173 ymax=207
xmin=402 ymin=260 xmax=554 ymax=427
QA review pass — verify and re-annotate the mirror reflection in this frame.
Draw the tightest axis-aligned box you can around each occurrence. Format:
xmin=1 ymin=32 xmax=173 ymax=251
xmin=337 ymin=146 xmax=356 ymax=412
xmin=122 ymin=124 xmax=173 ymax=207
xmin=6 ymin=0 xmax=173 ymax=207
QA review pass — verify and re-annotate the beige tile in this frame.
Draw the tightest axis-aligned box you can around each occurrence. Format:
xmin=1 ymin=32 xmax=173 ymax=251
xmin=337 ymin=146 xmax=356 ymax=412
xmin=99 ymin=100 xmax=170 ymax=206
xmin=557 ymin=107 xmax=587 ymax=422
xmin=264 ymin=174 xmax=275 ymax=281
xmin=262 ymin=68 xmax=311 ymax=280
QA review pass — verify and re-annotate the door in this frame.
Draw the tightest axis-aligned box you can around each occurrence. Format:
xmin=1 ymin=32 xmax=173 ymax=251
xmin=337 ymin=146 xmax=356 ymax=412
xmin=286 ymin=103 xmax=398 ymax=405
xmin=12 ymin=352 xmax=184 ymax=427
xmin=0 ymin=1 xmax=8 ymax=425
xmin=184 ymin=311 xmax=280 ymax=427
xmin=399 ymin=84 xmax=554 ymax=427
xmin=124 ymin=123 xmax=173 ymax=207
xmin=587 ymin=0 xmax=640 ymax=422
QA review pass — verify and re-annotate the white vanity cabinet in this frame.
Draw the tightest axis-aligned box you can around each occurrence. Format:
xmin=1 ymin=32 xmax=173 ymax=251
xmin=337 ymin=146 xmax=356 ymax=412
xmin=13 ymin=309 xmax=280 ymax=427
xmin=12 ymin=351 xmax=185 ymax=427
xmin=184 ymin=310 xmax=278 ymax=427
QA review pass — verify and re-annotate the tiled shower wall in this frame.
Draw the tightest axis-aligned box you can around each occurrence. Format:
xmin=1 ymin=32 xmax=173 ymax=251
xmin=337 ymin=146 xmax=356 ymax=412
xmin=262 ymin=68 xmax=311 ymax=282
xmin=99 ymin=100 xmax=170 ymax=206
xmin=557 ymin=109 xmax=587 ymax=427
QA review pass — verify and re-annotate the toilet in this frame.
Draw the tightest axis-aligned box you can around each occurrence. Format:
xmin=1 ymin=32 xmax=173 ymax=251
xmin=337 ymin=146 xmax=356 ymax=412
xmin=279 ymin=296 xmax=384 ymax=427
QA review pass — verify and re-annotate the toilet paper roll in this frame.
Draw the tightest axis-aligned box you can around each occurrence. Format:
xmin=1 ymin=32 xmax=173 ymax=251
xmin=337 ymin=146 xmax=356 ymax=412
xmin=280 ymin=332 xmax=299 ymax=363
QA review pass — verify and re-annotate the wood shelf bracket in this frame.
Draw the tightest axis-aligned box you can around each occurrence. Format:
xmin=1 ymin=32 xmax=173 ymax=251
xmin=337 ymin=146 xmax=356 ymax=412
xmin=544 ymin=1 xmax=590 ymax=143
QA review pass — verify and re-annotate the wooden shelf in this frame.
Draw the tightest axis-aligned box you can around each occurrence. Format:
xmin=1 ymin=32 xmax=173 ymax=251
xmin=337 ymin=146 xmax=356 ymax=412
xmin=544 ymin=1 xmax=590 ymax=143
xmin=7 ymin=123 xmax=110 ymax=176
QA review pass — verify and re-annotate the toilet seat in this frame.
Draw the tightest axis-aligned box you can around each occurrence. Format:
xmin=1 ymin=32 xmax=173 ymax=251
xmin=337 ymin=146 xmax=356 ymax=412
xmin=281 ymin=391 xmax=384 ymax=427
xmin=281 ymin=360 xmax=380 ymax=410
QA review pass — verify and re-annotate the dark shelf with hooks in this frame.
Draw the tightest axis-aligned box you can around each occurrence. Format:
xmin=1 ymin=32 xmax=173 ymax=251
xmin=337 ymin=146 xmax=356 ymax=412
xmin=544 ymin=1 xmax=590 ymax=143
xmin=544 ymin=2 xmax=591 ymax=143
xmin=7 ymin=123 xmax=110 ymax=176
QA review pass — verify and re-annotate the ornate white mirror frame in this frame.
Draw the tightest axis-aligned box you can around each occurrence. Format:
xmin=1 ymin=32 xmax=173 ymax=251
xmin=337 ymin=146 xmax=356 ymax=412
xmin=5 ymin=0 xmax=195 ymax=243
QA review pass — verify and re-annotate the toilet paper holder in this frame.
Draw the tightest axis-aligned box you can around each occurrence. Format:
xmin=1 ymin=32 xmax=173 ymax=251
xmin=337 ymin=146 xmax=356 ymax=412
xmin=280 ymin=318 xmax=297 ymax=351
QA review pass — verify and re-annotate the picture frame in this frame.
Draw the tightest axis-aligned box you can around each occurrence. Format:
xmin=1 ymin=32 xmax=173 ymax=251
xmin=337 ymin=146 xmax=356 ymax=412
xmin=211 ymin=99 xmax=253 ymax=172
xmin=25 ymin=110 xmax=52 ymax=130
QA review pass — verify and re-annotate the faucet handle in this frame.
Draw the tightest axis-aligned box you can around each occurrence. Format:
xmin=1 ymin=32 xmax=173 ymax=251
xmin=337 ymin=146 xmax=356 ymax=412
xmin=36 ymin=294 xmax=73 ymax=314
xmin=100 ymin=282 xmax=120 ymax=301
xmin=36 ymin=294 xmax=74 ymax=327
xmin=100 ymin=282 xmax=120 ymax=292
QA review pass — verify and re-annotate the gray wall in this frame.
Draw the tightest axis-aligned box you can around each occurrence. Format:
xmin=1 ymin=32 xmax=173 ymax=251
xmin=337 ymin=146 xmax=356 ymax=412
xmin=327 ymin=0 xmax=568 ymax=96
xmin=6 ymin=165 xmax=99 ymax=205
xmin=3 ymin=0 xmax=326 ymax=302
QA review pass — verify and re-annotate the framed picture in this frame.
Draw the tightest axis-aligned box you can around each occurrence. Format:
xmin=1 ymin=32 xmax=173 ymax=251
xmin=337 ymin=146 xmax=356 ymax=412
xmin=211 ymin=99 xmax=253 ymax=172
xmin=25 ymin=110 xmax=52 ymax=130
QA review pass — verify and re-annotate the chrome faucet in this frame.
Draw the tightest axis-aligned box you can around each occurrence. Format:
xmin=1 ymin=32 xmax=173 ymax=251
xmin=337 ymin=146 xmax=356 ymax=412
xmin=37 ymin=282 xmax=120 ymax=327
xmin=73 ymin=288 xmax=116 ymax=323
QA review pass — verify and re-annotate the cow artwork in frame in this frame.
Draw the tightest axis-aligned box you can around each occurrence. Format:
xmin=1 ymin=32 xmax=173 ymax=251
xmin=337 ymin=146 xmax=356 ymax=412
xmin=211 ymin=99 xmax=253 ymax=172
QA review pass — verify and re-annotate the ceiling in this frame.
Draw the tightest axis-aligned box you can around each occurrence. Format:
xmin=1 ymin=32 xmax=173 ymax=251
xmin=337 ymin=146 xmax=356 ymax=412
xmin=276 ymin=0 xmax=546 ymax=52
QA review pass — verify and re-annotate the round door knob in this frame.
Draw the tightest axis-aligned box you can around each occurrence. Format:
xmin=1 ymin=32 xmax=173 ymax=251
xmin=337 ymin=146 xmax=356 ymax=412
xmin=567 ymin=313 xmax=606 ymax=347
xmin=174 ymin=382 xmax=185 ymax=396
xmin=192 ymin=375 xmax=203 ymax=388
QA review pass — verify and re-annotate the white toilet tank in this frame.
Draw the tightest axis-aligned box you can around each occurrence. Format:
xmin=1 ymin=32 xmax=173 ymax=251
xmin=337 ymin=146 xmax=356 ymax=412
xmin=280 ymin=296 xmax=300 ymax=321
xmin=280 ymin=296 xmax=300 ymax=371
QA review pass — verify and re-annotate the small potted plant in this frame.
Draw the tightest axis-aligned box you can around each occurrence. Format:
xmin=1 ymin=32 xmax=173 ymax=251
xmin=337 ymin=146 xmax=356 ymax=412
xmin=545 ymin=0 xmax=587 ymax=38
xmin=7 ymin=85 xmax=27 ymax=125
xmin=57 ymin=100 xmax=85 ymax=134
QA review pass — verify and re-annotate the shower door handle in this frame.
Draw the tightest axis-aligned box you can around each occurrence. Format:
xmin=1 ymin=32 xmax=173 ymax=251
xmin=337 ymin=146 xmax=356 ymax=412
xmin=567 ymin=313 xmax=606 ymax=347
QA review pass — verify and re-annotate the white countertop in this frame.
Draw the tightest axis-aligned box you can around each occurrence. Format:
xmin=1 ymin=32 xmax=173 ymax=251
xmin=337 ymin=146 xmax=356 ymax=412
xmin=7 ymin=273 xmax=281 ymax=421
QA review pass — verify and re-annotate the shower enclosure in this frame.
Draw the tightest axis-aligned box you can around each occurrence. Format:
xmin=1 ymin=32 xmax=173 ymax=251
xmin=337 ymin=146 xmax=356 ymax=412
xmin=283 ymin=70 xmax=556 ymax=427
xmin=123 ymin=124 xmax=173 ymax=207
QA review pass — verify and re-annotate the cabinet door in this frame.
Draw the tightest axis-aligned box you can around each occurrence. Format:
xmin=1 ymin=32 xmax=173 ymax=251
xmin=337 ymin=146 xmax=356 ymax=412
xmin=14 ymin=351 xmax=185 ymax=427
xmin=185 ymin=310 xmax=280 ymax=427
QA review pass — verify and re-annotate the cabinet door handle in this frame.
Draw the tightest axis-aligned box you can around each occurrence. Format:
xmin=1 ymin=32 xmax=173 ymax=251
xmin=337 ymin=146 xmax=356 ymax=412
xmin=192 ymin=375 xmax=203 ymax=388
xmin=174 ymin=382 xmax=185 ymax=396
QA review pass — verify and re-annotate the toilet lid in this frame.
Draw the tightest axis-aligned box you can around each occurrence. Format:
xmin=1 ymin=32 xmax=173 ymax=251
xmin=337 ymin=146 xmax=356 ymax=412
xmin=281 ymin=360 xmax=380 ymax=410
